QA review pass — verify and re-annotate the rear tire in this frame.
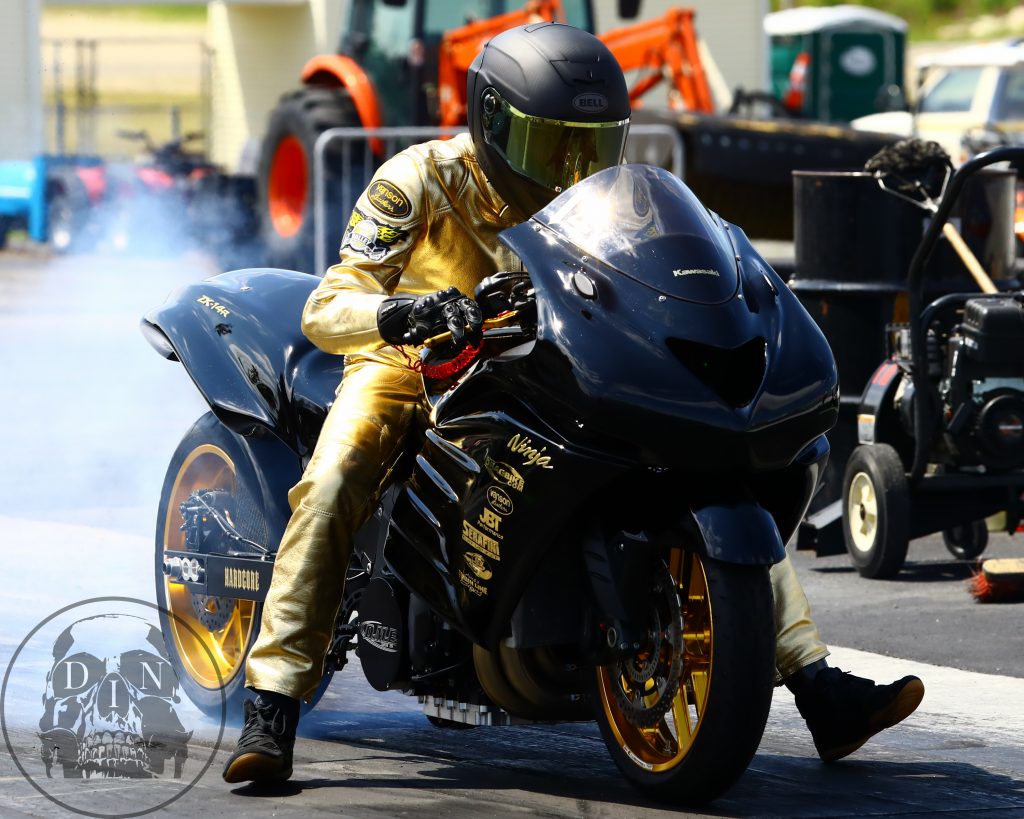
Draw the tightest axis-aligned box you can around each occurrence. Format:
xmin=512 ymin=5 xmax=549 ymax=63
xmin=257 ymin=86 xmax=363 ymax=274
xmin=46 ymin=173 xmax=91 ymax=254
xmin=842 ymin=444 xmax=910 ymax=578
xmin=155 ymin=413 xmax=332 ymax=718
xmin=593 ymin=553 xmax=774 ymax=805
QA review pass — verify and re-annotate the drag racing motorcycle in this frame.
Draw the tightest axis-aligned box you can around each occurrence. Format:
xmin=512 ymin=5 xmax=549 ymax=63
xmin=142 ymin=165 xmax=837 ymax=803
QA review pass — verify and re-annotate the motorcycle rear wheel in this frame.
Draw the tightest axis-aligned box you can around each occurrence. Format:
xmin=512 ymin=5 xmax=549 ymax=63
xmin=593 ymin=552 xmax=774 ymax=804
xmin=154 ymin=413 xmax=333 ymax=718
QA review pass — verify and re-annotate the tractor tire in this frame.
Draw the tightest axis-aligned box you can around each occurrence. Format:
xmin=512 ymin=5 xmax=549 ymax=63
xmin=257 ymin=86 xmax=363 ymax=274
xmin=842 ymin=444 xmax=911 ymax=579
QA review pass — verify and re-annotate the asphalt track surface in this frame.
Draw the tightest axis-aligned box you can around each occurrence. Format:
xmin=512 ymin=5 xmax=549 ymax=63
xmin=1 ymin=247 xmax=1023 ymax=818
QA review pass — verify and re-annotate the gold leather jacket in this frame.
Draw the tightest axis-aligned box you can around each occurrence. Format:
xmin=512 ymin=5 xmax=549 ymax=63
xmin=301 ymin=133 xmax=524 ymax=364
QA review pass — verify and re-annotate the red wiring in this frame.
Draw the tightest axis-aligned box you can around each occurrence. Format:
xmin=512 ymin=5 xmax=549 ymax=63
xmin=392 ymin=341 xmax=483 ymax=380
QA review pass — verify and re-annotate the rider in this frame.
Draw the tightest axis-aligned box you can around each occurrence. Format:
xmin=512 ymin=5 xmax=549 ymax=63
xmin=222 ymin=22 xmax=924 ymax=785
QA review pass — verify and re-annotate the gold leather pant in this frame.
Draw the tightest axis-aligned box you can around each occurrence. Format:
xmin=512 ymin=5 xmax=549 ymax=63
xmin=246 ymin=361 xmax=828 ymax=700
xmin=246 ymin=359 xmax=423 ymax=701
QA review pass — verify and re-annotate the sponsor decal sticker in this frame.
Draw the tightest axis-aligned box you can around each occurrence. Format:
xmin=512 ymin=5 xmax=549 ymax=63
xmin=462 ymin=521 xmax=500 ymax=561
xmin=477 ymin=507 xmax=503 ymax=536
xmin=507 ymin=433 xmax=554 ymax=469
xmin=484 ymin=454 xmax=524 ymax=492
xmin=223 ymin=566 xmax=260 ymax=592
xmin=458 ymin=570 xmax=489 ymax=597
xmin=341 ymin=208 xmax=409 ymax=262
xmin=359 ymin=620 xmax=398 ymax=653
xmin=572 ymin=92 xmax=608 ymax=114
xmin=486 ymin=486 xmax=513 ymax=516
xmin=367 ymin=179 xmax=411 ymax=218
xmin=462 ymin=552 xmax=493 ymax=581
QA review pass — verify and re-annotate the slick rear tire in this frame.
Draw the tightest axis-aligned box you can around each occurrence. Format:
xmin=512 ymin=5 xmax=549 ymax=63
xmin=154 ymin=413 xmax=331 ymax=719
xmin=46 ymin=172 xmax=91 ymax=254
xmin=943 ymin=520 xmax=988 ymax=561
xmin=593 ymin=554 xmax=774 ymax=805
xmin=842 ymin=444 xmax=910 ymax=579
xmin=257 ymin=86 xmax=363 ymax=274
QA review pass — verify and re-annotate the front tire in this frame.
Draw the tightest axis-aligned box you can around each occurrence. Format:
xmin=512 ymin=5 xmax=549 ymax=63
xmin=593 ymin=553 xmax=775 ymax=804
xmin=842 ymin=444 xmax=910 ymax=578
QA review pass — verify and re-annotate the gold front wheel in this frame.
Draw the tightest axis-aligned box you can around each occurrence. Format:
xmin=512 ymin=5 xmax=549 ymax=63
xmin=593 ymin=552 xmax=775 ymax=805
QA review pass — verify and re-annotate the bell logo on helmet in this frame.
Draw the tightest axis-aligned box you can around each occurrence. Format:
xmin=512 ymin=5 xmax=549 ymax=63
xmin=572 ymin=93 xmax=608 ymax=114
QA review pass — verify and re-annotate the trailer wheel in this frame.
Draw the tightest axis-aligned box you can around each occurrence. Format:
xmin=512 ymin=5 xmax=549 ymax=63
xmin=842 ymin=444 xmax=910 ymax=578
xmin=942 ymin=520 xmax=988 ymax=561
xmin=257 ymin=86 xmax=363 ymax=274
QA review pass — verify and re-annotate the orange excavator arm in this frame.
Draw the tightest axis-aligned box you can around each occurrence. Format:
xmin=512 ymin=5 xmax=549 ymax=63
xmin=437 ymin=2 xmax=714 ymax=127
xmin=438 ymin=0 xmax=564 ymax=127
xmin=598 ymin=8 xmax=714 ymax=114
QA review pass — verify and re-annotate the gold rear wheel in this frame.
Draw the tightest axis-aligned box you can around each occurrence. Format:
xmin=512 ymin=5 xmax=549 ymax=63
xmin=155 ymin=414 xmax=262 ymax=714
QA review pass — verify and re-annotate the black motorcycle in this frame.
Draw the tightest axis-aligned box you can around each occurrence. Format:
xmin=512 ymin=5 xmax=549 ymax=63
xmin=142 ymin=164 xmax=837 ymax=803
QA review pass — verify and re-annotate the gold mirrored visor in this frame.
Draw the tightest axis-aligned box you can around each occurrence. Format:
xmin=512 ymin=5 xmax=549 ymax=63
xmin=484 ymin=92 xmax=630 ymax=194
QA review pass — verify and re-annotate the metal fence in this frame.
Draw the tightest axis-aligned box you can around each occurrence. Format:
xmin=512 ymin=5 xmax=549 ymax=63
xmin=312 ymin=125 xmax=685 ymax=275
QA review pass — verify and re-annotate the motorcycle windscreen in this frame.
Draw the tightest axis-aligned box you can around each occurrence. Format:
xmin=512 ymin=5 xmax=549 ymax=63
xmin=533 ymin=164 xmax=740 ymax=305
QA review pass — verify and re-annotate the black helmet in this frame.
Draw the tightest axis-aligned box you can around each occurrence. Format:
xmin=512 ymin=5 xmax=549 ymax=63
xmin=468 ymin=22 xmax=631 ymax=218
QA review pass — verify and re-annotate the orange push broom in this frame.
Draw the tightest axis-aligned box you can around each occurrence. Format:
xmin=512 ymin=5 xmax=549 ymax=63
xmin=968 ymin=558 xmax=1024 ymax=603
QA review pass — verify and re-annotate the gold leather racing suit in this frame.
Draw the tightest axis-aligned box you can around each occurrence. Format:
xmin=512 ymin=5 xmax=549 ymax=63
xmin=245 ymin=133 xmax=828 ymax=701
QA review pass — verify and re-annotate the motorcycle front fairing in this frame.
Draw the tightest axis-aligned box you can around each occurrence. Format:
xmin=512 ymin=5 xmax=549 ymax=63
xmin=385 ymin=166 xmax=836 ymax=649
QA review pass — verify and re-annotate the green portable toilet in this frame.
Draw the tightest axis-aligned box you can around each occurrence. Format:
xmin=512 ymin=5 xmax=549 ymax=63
xmin=765 ymin=5 xmax=907 ymax=123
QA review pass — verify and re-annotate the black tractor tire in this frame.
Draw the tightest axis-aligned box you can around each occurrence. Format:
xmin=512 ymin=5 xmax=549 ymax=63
xmin=257 ymin=86 xmax=363 ymax=274
xmin=155 ymin=412 xmax=332 ymax=720
xmin=842 ymin=444 xmax=911 ymax=578
xmin=46 ymin=172 xmax=92 ymax=254
xmin=593 ymin=555 xmax=775 ymax=805
xmin=943 ymin=520 xmax=989 ymax=560
xmin=0 ymin=216 xmax=11 ymax=250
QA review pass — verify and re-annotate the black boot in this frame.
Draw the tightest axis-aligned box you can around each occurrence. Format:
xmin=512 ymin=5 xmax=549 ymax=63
xmin=788 ymin=663 xmax=925 ymax=763
xmin=222 ymin=690 xmax=300 ymax=784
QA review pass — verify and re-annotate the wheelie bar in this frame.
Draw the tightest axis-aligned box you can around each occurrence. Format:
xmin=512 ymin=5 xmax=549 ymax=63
xmin=163 ymin=551 xmax=274 ymax=602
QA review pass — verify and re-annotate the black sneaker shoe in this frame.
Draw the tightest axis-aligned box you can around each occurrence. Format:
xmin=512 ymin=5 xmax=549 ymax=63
xmin=222 ymin=692 xmax=299 ymax=784
xmin=795 ymin=667 xmax=925 ymax=763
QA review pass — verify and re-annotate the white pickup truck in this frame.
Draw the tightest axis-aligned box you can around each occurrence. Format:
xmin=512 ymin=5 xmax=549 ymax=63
xmin=853 ymin=40 xmax=1024 ymax=162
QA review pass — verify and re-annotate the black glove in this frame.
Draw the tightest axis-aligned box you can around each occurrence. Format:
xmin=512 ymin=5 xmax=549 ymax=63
xmin=377 ymin=287 xmax=483 ymax=346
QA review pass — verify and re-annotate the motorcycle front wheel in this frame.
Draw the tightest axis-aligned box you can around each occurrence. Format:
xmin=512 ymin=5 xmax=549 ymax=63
xmin=593 ymin=551 xmax=775 ymax=804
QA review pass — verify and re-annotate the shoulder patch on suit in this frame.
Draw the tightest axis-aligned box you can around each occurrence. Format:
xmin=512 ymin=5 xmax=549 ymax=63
xmin=367 ymin=179 xmax=412 ymax=219
xmin=341 ymin=208 xmax=409 ymax=262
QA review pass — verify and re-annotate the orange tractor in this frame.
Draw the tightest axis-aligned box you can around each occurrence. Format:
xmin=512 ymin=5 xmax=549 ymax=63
xmin=257 ymin=0 xmax=716 ymax=273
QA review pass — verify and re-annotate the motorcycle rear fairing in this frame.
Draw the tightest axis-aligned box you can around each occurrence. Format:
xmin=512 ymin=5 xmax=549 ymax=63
xmin=141 ymin=268 xmax=341 ymax=458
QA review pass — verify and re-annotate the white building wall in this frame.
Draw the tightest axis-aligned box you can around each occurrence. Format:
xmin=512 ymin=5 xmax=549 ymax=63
xmin=0 ymin=0 xmax=44 ymax=159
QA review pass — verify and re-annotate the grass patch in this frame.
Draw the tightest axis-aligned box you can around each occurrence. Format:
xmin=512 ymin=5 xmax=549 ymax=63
xmin=44 ymin=4 xmax=206 ymax=24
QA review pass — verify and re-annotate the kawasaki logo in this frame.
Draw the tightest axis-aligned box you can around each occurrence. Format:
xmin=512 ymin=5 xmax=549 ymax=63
xmin=359 ymin=620 xmax=398 ymax=653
